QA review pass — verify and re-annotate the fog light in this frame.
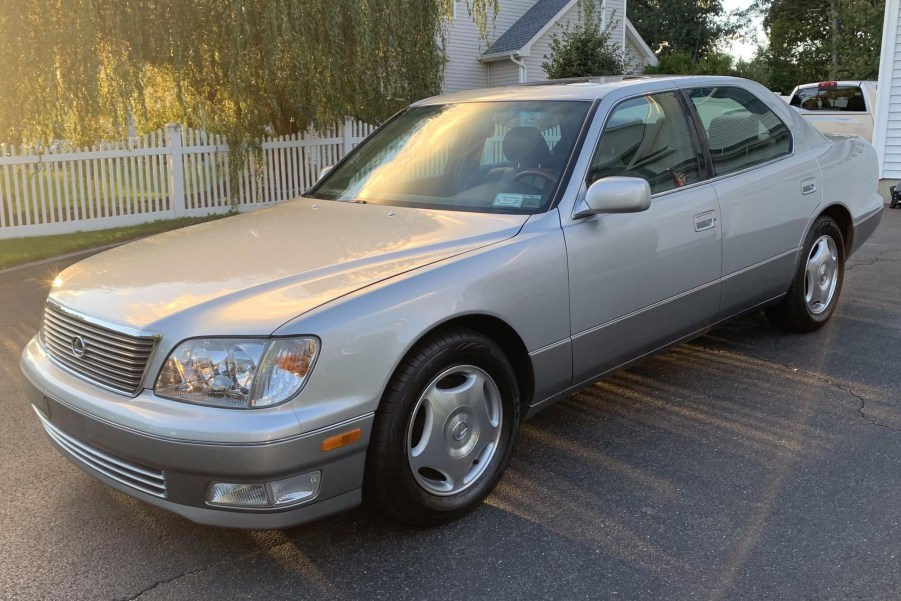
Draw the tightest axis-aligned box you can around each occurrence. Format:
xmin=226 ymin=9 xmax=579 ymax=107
xmin=271 ymin=472 xmax=321 ymax=506
xmin=207 ymin=471 xmax=321 ymax=508
xmin=208 ymin=482 xmax=268 ymax=507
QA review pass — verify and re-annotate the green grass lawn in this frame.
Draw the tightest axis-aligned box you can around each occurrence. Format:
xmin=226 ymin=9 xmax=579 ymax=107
xmin=0 ymin=214 xmax=230 ymax=270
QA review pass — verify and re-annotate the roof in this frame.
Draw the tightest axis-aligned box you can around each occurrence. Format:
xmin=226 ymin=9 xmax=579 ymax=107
xmin=484 ymin=0 xmax=572 ymax=56
xmin=479 ymin=1 xmax=656 ymax=66
xmin=415 ymin=75 xmax=716 ymax=105
xmin=626 ymin=20 xmax=659 ymax=66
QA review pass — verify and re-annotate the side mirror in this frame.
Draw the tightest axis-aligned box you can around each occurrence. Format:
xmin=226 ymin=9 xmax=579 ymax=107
xmin=318 ymin=166 xmax=333 ymax=181
xmin=573 ymin=177 xmax=651 ymax=218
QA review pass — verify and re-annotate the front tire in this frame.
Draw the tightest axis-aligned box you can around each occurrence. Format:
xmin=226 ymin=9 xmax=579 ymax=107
xmin=766 ymin=216 xmax=845 ymax=332
xmin=364 ymin=328 xmax=520 ymax=526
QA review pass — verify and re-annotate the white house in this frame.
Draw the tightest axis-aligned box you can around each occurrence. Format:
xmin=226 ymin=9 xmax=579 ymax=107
xmin=442 ymin=0 xmax=659 ymax=93
xmin=875 ymin=0 xmax=901 ymax=192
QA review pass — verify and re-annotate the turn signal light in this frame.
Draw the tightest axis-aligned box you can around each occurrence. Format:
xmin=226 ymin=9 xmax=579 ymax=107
xmin=321 ymin=428 xmax=362 ymax=452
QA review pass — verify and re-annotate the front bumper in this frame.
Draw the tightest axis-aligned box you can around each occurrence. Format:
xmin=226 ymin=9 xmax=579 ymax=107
xmin=21 ymin=339 xmax=373 ymax=530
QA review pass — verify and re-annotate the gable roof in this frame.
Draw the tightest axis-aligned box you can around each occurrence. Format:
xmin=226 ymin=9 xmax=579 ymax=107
xmin=478 ymin=0 xmax=658 ymax=68
xmin=484 ymin=0 xmax=573 ymax=57
xmin=626 ymin=19 xmax=659 ymax=66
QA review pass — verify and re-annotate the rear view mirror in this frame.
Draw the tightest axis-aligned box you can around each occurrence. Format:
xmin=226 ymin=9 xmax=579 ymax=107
xmin=573 ymin=177 xmax=652 ymax=218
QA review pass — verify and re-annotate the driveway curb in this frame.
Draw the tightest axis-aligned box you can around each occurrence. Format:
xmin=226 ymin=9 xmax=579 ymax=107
xmin=0 ymin=241 xmax=125 ymax=277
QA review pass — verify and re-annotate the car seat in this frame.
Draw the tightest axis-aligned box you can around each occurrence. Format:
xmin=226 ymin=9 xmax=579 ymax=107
xmin=502 ymin=126 xmax=553 ymax=168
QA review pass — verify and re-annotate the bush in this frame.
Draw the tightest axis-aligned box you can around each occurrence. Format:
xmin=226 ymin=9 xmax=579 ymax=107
xmin=643 ymin=48 xmax=775 ymax=89
xmin=644 ymin=51 xmax=697 ymax=75
xmin=644 ymin=50 xmax=735 ymax=76
xmin=542 ymin=0 xmax=624 ymax=79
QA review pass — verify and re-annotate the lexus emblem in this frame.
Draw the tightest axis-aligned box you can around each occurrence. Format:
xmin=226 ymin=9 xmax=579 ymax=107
xmin=71 ymin=336 xmax=86 ymax=358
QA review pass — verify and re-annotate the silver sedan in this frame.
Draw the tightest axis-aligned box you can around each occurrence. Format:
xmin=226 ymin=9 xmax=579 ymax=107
xmin=21 ymin=76 xmax=884 ymax=528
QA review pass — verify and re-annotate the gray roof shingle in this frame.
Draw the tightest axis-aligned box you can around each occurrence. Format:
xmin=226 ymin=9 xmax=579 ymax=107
xmin=484 ymin=0 xmax=572 ymax=56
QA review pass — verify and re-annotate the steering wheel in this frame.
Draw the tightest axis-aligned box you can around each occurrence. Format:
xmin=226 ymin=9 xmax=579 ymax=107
xmin=512 ymin=168 xmax=558 ymax=188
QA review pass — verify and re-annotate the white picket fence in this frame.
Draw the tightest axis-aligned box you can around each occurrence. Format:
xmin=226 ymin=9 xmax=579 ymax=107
xmin=0 ymin=119 xmax=375 ymax=239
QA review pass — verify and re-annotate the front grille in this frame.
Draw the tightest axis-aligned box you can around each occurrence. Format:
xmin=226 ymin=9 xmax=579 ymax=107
xmin=41 ymin=302 xmax=159 ymax=395
xmin=34 ymin=407 xmax=167 ymax=498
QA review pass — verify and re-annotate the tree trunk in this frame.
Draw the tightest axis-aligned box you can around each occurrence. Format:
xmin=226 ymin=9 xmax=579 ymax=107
xmin=831 ymin=0 xmax=842 ymax=79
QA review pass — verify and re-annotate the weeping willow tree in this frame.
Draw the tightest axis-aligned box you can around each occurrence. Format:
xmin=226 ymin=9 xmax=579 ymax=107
xmin=0 ymin=0 xmax=497 ymax=149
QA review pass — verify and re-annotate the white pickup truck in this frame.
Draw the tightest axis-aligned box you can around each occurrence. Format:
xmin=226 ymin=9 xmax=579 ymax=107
xmin=787 ymin=81 xmax=878 ymax=141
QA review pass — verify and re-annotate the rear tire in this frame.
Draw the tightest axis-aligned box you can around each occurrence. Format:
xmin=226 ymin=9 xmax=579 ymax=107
xmin=364 ymin=328 xmax=520 ymax=527
xmin=766 ymin=216 xmax=845 ymax=332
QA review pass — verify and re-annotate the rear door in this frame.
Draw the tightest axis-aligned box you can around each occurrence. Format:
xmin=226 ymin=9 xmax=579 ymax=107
xmin=686 ymin=85 xmax=822 ymax=318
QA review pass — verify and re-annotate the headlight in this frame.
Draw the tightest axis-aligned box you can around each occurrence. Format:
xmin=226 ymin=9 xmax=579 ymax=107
xmin=154 ymin=337 xmax=319 ymax=408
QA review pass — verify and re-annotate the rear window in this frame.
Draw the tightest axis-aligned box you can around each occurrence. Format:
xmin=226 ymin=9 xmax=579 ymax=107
xmin=790 ymin=85 xmax=867 ymax=112
xmin=688 ymin=86 xmax=793 ymax=177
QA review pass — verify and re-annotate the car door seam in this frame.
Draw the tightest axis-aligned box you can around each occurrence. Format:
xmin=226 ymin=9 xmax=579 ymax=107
xmin=720 ymin=247 xmax=800 ymax=281
xmin=571 ymin=278 xmax=721 ymax=342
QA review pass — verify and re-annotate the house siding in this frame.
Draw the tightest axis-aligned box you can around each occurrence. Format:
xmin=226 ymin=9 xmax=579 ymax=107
xmin=489 ymin=60 xmax=523 ymax=86
xmin=443 ymin=0 xmax=649 ymax=92
xmin=624 ymin=32 xmax=647 ymax=74
xmin=443 ymin=3 xmax=490 ymax=92
xmin=605 ymin=0 xmax=627 ymax=60
xmin=522 ymin=3 xmax=582 ymax=82
xmin=443 ymin=0 xmax=537 ymax=92
xmin=874 ymin=0 xmax=901 ymax=178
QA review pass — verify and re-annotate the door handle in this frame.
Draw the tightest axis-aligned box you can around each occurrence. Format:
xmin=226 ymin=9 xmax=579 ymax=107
xmin=801 ymin=178 xmax=817 ymax=195
xmin=694 ymin=211 xmax=717 ymax=232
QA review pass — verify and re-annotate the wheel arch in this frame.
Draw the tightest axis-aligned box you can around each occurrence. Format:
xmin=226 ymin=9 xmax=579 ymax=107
xmin=394 ymin=314 xmax=536 ymax=414
xmin=768 ymin=203 xmax=849 ymax=332
xmin=363 ymin=312 xmax=532 ymax=525
xmin=818 ymin=203 xmax=853 ymax=256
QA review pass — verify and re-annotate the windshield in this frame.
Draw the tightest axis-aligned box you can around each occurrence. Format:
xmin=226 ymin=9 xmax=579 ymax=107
xmin=309 ymin=101 xmax=592 ymax=214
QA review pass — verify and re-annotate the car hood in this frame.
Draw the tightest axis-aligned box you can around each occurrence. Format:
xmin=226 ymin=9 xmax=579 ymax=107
xmin=49 ymin=198 xmax=527 ymax=336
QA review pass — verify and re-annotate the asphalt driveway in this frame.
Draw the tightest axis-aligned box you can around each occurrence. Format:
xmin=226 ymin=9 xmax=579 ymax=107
xmin=2 ymin=210 xmax=900 ymax=601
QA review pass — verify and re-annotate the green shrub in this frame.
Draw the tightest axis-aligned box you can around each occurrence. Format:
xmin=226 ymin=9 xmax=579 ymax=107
xmin=542 ymin=0 xmax=624 ymax=79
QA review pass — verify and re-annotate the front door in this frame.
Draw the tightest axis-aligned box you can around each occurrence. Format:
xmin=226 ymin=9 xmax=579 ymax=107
xmin=562 ymin=90 xmax=723 ymax=385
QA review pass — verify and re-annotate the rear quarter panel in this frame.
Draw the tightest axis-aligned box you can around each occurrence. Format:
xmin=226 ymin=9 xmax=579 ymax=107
xmin=774 ymin=96 xmax=881 ymax=250
xmin=813 ymin=135 xmax=883 ymax=238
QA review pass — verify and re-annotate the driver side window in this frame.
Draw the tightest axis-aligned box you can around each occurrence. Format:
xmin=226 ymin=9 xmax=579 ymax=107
xmin=588 ymin=92 xmax=702 ymax=195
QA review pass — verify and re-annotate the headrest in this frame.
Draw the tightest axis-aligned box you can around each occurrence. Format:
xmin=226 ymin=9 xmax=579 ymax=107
xmin=846 ymin=95 xmax=866 ymax=111
xmin=503 ymin=126 xmax=552 ymax=167
xmin=708 ymin=114 xmax=759 ymax=151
